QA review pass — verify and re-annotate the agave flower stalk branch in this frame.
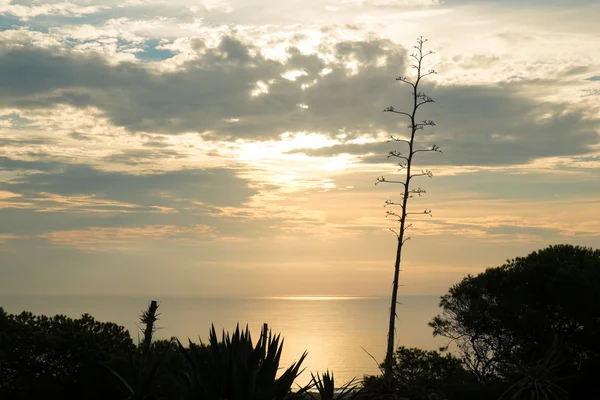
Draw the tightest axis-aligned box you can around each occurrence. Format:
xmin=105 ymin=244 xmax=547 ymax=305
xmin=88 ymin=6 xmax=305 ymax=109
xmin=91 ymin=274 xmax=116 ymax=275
xmin=378 ymin=36 xmax=441 ymax=381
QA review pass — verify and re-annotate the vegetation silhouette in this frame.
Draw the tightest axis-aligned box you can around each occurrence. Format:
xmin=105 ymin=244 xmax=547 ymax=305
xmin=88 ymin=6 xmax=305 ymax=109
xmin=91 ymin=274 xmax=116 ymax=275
xmin=105 ymin=300 xmax=177 ymax=400
xmin=3 ymin=244 xmax=598 ymax=399
xmin=376 ymin=35 xmax=441 ymax=381
xmin=177 ymin=322 xmax=308 ymax=400
xmin=0 ymin=308 xmax=133 ymax=399
xmin=309 ymin=370 xmax=359 ymax=400
xmin=430 ymin=244 xmax=600 ymax=398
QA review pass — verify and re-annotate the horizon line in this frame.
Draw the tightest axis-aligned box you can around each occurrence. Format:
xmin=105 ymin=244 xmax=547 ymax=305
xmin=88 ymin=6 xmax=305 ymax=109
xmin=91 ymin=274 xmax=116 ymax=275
xmin=0 ymin=294 xmax=443 ymax=299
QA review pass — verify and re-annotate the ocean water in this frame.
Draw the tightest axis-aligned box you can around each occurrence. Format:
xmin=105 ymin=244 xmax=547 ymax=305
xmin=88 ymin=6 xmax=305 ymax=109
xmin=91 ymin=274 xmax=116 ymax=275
xmin=0 ymin=295 xmax=447 ymax=386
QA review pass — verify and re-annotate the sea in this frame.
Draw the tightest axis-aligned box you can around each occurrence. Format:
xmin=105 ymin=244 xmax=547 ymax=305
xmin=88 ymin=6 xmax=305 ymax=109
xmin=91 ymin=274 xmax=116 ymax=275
xmin=0 ymin=295 xmax=448 ymax=387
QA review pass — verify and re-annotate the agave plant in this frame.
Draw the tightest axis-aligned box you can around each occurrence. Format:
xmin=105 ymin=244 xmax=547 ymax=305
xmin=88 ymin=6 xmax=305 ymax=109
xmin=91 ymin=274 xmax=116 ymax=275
xmin=106 ymin=300 xmax=172 ymax=400
xmin=178 ymin=323 xmax=308 ymax=400
xmin=500 ymin=336 xmax=568 ymax=400
xmin=309 ymin=370 xmax=359 ymax=400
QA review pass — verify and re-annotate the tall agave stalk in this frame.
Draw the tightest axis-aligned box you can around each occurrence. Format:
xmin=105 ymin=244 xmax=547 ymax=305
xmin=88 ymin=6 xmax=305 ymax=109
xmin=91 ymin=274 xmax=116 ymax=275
xmin=178 ymin=323 xmax=309 ymax=400
xmin=140 ymin=300 xmax=159 ymax=355
xmin=376 ymin=36 xmax=440 ymax=381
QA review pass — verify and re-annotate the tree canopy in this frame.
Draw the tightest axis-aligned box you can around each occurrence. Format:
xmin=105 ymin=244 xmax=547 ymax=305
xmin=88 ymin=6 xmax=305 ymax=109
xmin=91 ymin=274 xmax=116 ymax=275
xmin=429 ymin=244 xmax=600 ymax=397
xmin=0 ymin=307 xmax=134 ymax=399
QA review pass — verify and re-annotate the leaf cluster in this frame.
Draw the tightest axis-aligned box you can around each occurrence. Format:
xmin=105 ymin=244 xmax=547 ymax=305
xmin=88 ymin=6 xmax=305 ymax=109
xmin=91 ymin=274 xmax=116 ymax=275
xmin=0 ymin=308 xmax=134 ymax=399
xmin=178 ymin=323 xmax=308 ymax=400
xmin=429 ymin=245 xmax=600 ymax=397
xmin=309 ymin=370 xmax=359 ymax=400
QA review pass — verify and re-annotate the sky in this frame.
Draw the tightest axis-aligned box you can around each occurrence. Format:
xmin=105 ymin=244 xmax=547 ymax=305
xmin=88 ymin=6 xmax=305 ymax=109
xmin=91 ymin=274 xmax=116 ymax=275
xmin=0 ymin=0 xmax=599 ymax=298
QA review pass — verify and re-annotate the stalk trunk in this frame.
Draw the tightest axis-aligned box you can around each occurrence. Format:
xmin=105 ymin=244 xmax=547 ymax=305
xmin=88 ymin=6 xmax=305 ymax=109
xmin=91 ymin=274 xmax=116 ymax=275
xmin=383 ymin=46 xmax=422 ymax=381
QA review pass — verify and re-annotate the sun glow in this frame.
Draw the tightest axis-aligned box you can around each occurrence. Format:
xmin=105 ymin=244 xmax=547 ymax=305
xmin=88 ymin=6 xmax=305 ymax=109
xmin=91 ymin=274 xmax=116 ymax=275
xmin=260 ymin=296 xmax=372 ymax=301
xmin=281 ymin=69 xmax=308 ymax=81
xmin=237 ymin=132 xmax=339 ymax=162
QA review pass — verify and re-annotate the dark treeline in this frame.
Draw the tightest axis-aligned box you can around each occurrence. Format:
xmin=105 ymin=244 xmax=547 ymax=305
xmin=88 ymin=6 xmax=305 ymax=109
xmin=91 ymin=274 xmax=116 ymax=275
xmin=1 ymin=244 xmax=599 ymax=400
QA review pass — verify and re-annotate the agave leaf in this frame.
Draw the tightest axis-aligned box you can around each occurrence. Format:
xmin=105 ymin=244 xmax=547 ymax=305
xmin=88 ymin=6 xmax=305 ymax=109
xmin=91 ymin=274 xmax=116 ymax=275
xmin=179 ymin=323 xmax=309 ymax=400
xmin=310 ymin=370 xmax=358 ymax=400
xmin=273 ymin=351 xmax=309 ymax=400
xmin=105 ymin=363 xmax=135 ymax=395
xmin=336 ymin=376 xmax=359 ymax=399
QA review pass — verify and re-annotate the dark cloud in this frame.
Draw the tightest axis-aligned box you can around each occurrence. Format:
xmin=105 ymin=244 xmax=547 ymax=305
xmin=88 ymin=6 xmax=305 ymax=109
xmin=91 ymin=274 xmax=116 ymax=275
xmin=102 ymin=149 xmax=186 ymax=165
xmin=1 ymin=34 xmax=597 ymax=167
xmin=0 ymin=155 xmax=63 ymax=172
xmin=0 ymin=206 xmax=206 ymax=236
xmin=142 ymin=140 xmax=171 ymax=148
xmin=0 ymin=36 xmax=406 ymax=139
xmin=1 ymin=161 xmax=256 ymax=208
xmin=290 ymin=82 xmax=599 ymax=166
xmin=68 ymin=131 xmax=93 ymax=141
xmin=559 ymin=66 xmax=591 ymax=76
xmin=0 ymin=45 xmax=121 ymax=96
xmin=0 ymin=137 xmax=55 ymax=146
xmin=583 ymin=89 xmax=600 ymax=96
xmin=0 ymin=160 xmax=282 ymax=244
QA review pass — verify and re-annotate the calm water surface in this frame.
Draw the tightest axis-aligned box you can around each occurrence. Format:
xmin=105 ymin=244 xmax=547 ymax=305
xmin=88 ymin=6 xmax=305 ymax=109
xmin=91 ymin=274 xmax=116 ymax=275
xmin=0 ymin=295 xmax=446 ymax=386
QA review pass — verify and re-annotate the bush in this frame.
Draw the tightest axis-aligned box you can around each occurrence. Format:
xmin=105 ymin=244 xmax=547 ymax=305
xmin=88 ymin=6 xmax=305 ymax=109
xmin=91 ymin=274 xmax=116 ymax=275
xmin=0 ymin=307 xmax=134 ymax=400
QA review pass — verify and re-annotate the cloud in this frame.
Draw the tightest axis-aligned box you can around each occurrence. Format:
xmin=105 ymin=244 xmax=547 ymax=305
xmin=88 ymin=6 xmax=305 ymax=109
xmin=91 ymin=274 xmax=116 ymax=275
xmin=0 ymin=1 xmax=110 ymax=21
xmin=27 ymin=192 xmax=174 ymax=213
xmin=2 ymin=31 xmax=596 ymax=170
xmin=0 ymin=233 xmax=27 ymax=252
xmin=0 ymin=34 xmax=408 ymax=139
xmin=0 ymin=0 xmax=599 ymax=298
xmin=102 ymin=149 xmax=187 ymax=165
xmin=0 ymin=155 xmax=62 ymax=172
xmin=0 ymin=233 xmax=24 ymax=243
xmin=0 ymin=161 xmax=257 ymax=211
xmin=290 ymin=82 xmax=599 ymax=166
xmin=38 ymin=224 xmax=214 ymax=251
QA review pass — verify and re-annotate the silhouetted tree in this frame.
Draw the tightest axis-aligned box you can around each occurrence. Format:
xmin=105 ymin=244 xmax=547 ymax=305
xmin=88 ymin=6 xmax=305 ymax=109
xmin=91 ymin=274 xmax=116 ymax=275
xmin=429 ymin=244 xmax=600 ymax=397
xmin=359 ymin=346 xmax=493 ymax=400
xmin=388 ymin=347 xmax=476 ymax=399
xmin=376 ymin=36 xmax=441 ymax=380
xmin=0 ymin=307 xmax=133 ymax=400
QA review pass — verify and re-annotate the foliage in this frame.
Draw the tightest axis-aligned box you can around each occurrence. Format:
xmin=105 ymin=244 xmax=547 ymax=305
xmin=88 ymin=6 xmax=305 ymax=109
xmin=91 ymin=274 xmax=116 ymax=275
xmin=356 ymin=374 xmax=401 ymax=400
xmin=0 ymin=306 xmax=133 ymax=400
xmin=429 ymin=244 xmax=600 ymax=396
xmin=109 ymin=338 xmax=181 ymax=400
xmin=0 ymin=304 xmax=308 ymax=400
xmin=358 ymin=347 xmax=494 ymax=400
xmin=376 ymin=36 xmax=441 ymax=379
xmin=309 ymin=370 xmax=358 ymax=400
xmin=6 ymin=243 xmax=597 ymax=400
xmin=106 ymin=300 xmax=176 ymax=400
xmin=389 ymin=347 xmax=476 ymax=399
xmin=178 ymin=323 xmax=308 ymax=400
xmin=500 ymin=336 xmax=568 ymax=400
